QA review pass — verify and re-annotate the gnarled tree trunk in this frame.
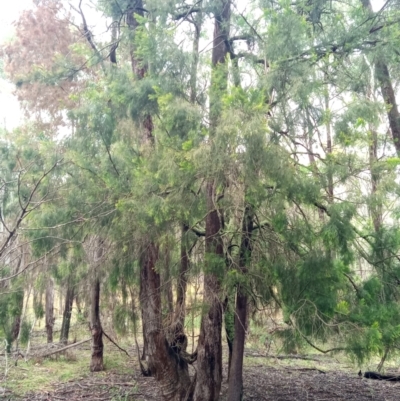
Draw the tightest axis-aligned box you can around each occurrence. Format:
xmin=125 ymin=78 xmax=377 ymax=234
xmin=140 ymin=243 xmax=192 ymax=401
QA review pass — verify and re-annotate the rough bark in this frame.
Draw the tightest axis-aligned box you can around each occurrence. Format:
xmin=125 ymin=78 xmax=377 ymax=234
xmin=174 ymin=224 xmax=190 ymax=331
xmin=126 ymin=0 xmax=146 ymax=78
xmin=361 ymin=0 xmax=400 ymax=156
xmin=60 ymin=282 xmax=74 ymax=345
xmin=90 ymin=278 xmax=104 ymax=372
xmin=193 ymin=1 xmax=230 ymax=400
xmin=110 ymin=17 xmax=118 ymax=64
xmin=10 ymin=255 xmax=24 ymax=343
xmin=140 ymin=243 xmax=192 ymax=401
xmin=324 ymin=90 xmax=334 ymax=203
xmin=162 ymin=245 xmax=174 ymax=316
xmin=227 ymin=205 xmax=254 ymax=401
xmin=45 ymin=277 xmax=54 ymax=343
xmin=11 ymin=315 xmax=21 ymax=342
xmin=193 ymin=184 xmax=225 ymax=401
xmin=369 ymin=127 xmax=382 ymax=234
xmin=126 ymin=3 xmax=194 ymax=397
xmin=224 ymin=294 xmax=235 ymax=377
xmin=375 ymin=61 xmax=400 ymax=156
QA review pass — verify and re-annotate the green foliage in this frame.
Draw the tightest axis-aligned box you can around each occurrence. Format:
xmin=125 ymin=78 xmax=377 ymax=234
xmin=0 ymin=278 xmax=24 ymax=345
xmin=3 ymin=0 xmax=400 ymax=375
xmin=276 ymin=328 xmax=305 ymax=354
xmin=33 ymin=299 xmax=45 ymax=320
xmin=112 ymin=303 xmax=136 ymax=336
xmin=19 ymin=320 xmax=31 ymax=345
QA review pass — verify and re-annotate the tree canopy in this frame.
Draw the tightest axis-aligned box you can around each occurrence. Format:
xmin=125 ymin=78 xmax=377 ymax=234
xmin=2 ymin=0 xmax=400 ymax=399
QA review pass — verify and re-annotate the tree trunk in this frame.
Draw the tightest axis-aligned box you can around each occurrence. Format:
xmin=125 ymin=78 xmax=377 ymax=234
xmin=10 ymin=254 xmax=24 ymax=344
xmin=375 ymin=61 xmax=400 ymax=156
xmin=369 ymin=127 xmax=382 ymax=234
xmin=193 ymin=185 xmax=224 ymax=401
xmin=140 ymin=243 xmax=192 ymax=401
xmin=162 ymin=244 xmax=174 ymax=316
xmin=11 ymin=315 xmax=21 ymax=343
xmin=60 ymin=282 xmax=74 ymax=345
xmin=227 ymin=205 xmax=254 ymax=401
xmin=45 ymin=277 xmax=54 ymax=343
xmin=194 ymin=1 xmax=230 ymax=400
xmin=324 ymin=87 xmax=334 ymax=203
xmin=174 ymin=224 xmax=190 ymax=332
xmin=90 ymin=278 xmax=104 ymax=372
xmin=126 ymin=0 xmax=153 ymax=367
xmin=126 ymin=0 xmax=146 ymax=78
xmin=224 ymin=294 xmax=234 ymax=377
xmin=362 ymin=0 xmax=400 ymax=156
xmin=126 ymin=3 xmax=194 ymax=397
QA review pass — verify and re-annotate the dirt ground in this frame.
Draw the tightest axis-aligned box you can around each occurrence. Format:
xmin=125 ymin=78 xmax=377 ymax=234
xmin=3 ymin=349 xmax=400 ymax=401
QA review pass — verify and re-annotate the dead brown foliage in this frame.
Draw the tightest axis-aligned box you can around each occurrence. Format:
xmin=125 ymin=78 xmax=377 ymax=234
xmin=3 ymin=1 xmax=89 ymax=133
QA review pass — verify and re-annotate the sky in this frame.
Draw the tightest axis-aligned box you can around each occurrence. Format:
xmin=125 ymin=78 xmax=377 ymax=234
xmin=0 ymin=0 xmax=32 ymax=130
xmin=0 ymin=0 xmax=389 ymax=131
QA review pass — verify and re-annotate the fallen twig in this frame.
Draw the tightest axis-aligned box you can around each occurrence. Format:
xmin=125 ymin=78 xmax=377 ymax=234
xmin=41 ymin=338 xmax=91 ymax=358
xmin=102 ymin=330 xmax=130 ymax=357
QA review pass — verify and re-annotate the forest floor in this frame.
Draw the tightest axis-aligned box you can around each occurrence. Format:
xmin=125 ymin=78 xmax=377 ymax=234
xmin=1 ymin=340 xmax=400 ymax=401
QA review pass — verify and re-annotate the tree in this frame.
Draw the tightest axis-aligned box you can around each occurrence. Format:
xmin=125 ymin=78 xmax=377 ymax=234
xmin=193 ymin=1 xmax=230 ymax=399
xmin=45 ymin=276 xmax=54 ymax=343
xmin=5 ymin=0 xmax=400 ymax=399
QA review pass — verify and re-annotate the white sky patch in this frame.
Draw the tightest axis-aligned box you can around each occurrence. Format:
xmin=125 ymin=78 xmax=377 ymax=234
xmin=0 ymin=0 xmax=32 ymax=41
xmin=371 ymin=0 xmax=385 ymax=11
xmin=0 ymin=0 xmax=33 ymax=131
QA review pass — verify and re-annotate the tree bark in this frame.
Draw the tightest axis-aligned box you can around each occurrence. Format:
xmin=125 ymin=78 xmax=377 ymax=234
xmin=194 ymin=1 xmax=230 ymax=400
xmin=90 ymin=277 xmax=104 ymax=372
xmin=224 ymin=294 xmax=235 ymax=378
xmin=60 ymin=282 xmax=74 ymax=345
xmin=140 ymin=243 xmax=192 ymax=401
xmin=162 ymin=244 xmax=174 ymax=316
xmin=126 ymin=0 xmax=146 ymax=78
xmin=375 ymin=61 xmax=400 ymax=156
xmin=11 ymin=315 xmax=21 ymax=343
xmin=361 ymin=0 xmax=400 ymax=156
xmin=174 ymin=224 xmax=190 ymax=332
xmin=45 ymin=277 xmax=54 ymax=343
xmin=227 ymin=205 xmax=254 ymax=401
xmin=126 ymin=3 xmax=194 ymax=397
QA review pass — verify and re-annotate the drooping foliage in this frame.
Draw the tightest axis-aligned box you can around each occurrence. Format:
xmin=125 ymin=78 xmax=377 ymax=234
xmin=2 ymin=0 xmax=400 ymax=399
